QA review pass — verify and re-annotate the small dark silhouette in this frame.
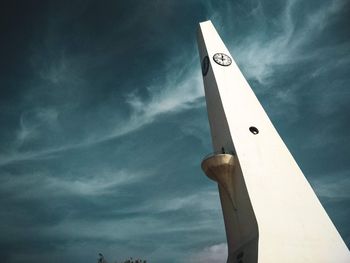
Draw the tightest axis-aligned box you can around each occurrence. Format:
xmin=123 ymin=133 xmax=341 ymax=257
xmin=221 ymin=147 xmax=225 ymax=154
xmin=98 ymin=253 xmax=147 ymax=263
xmin=98 ymin=253 xmax=106 ymax=263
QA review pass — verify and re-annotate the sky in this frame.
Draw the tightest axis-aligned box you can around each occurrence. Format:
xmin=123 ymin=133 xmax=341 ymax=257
xmin=0 ymin=0 xmax=349 ymax=262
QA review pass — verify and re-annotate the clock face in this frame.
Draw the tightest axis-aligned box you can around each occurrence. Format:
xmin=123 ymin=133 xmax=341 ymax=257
xmin=213 ymin=53 xmax=232 ymax=66
xmin=202 ymin=56 xmax=209 ymax=76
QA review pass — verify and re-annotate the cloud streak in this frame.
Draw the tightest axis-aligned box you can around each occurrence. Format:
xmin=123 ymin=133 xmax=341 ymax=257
xmin=1 ymin=0 xmax=350 ymax=262
xmin=190 ymin=243 xmax=227 ymax=263
xmin=232 ymin=0 xmax=347 ymax=85
xmin=0 ymin=58 xmax=204 ymax=167
xmin=311 ymin=170 xmax=350 ymax=200
xmin=3 ymin=0 xmax=347 ymax=167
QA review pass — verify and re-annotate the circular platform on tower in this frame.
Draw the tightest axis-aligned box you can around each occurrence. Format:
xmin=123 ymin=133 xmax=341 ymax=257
xmin=201 ymin=153 xmax=235 ymax=183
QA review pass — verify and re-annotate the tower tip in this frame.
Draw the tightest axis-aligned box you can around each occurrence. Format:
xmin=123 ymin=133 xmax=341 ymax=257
xmin=199 ymin=20 xmax=212 ymax=26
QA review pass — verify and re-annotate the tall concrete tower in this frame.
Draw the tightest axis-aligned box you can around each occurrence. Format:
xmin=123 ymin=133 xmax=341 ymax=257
xmin=197 ymin=20 xmax=350 ymax=263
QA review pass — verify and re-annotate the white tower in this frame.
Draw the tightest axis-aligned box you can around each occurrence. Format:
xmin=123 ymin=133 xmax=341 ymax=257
xmin=197 ymin=20 xmax=350 ymax=263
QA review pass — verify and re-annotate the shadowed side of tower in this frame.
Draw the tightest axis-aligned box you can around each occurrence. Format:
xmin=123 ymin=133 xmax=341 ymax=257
xmin=197 ymin=20 xmax=350 ymax=263
xmin=201 ymin=153 xmax=259 ymax=263
xmin=197 ymin=22 xmax=259 ymax=263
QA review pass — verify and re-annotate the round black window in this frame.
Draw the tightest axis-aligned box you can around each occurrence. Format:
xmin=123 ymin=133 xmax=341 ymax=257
xmin=249 ymin=126 xmax=259 ymax=135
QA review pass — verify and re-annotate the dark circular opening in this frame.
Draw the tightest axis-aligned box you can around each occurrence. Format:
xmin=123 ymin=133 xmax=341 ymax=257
xmin=249 ymin=126 xmax=259 ymax=135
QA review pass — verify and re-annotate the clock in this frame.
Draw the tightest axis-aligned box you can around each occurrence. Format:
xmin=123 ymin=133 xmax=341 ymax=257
xmin=213 ymin=53 xmax=232 ymax=66
xmin=202 ymin=56 xmax=209 ymax=76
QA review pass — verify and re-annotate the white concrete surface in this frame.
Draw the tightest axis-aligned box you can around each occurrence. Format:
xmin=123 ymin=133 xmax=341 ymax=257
xmin=197 ymin=20 xmax=350 ymax=263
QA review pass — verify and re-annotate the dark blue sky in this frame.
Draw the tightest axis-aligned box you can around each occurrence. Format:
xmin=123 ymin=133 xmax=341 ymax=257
xmin=0 ymin=1 xmax=349 ymax=262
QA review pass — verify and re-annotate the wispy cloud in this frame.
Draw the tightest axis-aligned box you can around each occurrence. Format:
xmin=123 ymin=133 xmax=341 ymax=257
xmin=0 ymin=56 xmax=204 ymax=167
xmin=105 ymin=59 xmax=204 ymax=140
xmin=125 ymin=190 xmax=221 ymax=214
xmin=0 ymin=169 xmax=149 ymax=199
xmin=232 ymin=0 xmax=347 ymax=85
xmin=190 ymin=243 xmax=227 ymax=263
xmin=4 ymin=0 xmax=347 ymax=168
xmin=311 ymin=170 xmax=350 ymax=200
xmin=16 ymin=107 xmax=59 ymax=144
xmin=0 ymin=1 xmax=349 ymax=263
